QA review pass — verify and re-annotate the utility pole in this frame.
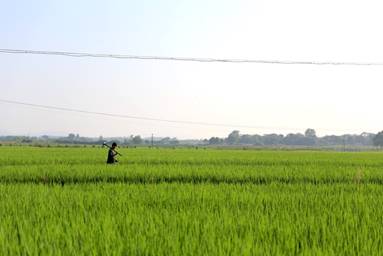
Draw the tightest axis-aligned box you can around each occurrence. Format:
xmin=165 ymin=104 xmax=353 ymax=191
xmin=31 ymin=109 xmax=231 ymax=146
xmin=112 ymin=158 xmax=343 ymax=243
xmin=151 ymin=133 xmax=154 ymax=148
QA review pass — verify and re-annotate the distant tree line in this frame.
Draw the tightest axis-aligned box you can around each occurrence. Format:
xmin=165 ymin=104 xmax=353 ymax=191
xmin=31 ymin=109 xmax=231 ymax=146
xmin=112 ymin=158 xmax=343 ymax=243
xmin=54 ymin=134 xmax=180 ymax=146
xmin=207 ymin=129 xmax=381 ymax=147
xmin=0 ymin=133 xmax=179 ymax=146
xmin=1 ymin=129 xmax=383 ymax=148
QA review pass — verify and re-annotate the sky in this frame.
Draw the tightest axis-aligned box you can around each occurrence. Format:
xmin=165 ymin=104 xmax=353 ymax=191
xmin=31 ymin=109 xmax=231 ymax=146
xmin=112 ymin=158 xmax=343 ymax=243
xmin=1 ymin=0 xmax=383 ymax=139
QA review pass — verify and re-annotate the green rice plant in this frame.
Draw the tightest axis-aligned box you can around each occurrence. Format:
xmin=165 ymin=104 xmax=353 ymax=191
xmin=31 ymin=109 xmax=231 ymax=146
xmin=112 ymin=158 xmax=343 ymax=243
xmin=0 ymin=147 xmax=383 ymax=255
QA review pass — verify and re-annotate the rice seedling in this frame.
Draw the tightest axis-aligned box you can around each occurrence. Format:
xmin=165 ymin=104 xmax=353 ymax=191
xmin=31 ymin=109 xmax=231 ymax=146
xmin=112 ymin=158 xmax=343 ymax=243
xmin=0 ymin=147 xmax=383 ymax=255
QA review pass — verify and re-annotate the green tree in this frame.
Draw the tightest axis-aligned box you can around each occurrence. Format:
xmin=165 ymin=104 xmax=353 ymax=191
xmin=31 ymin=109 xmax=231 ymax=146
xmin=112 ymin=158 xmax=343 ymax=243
xmin=305 ymin=128 xmax=317 ymax=138
xmin=227 ymin=130 xmax=240 ymax=145
xmin=209 ymin=137 xmax=223 ymax=145
xmin=132 ymin=135 xmax=143 ymax=145
xmin=373 ymin=131 xmax=383 ymax=147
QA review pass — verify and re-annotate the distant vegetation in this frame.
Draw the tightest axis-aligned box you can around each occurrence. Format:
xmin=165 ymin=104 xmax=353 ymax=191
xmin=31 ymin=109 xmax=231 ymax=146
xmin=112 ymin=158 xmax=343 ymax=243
xmin=207 ymin=129 xmax=377 ymax=147
xmin=1 ymin=129 xmax=381 ymax=148
xmin=0 ymin=133 xmax=179 ymax=146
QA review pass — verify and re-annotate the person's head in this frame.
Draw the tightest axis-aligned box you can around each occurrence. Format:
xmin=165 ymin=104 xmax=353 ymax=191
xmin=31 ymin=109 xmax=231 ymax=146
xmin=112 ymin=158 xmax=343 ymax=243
xmin=111 ymin=142 xmax=117 ymax=149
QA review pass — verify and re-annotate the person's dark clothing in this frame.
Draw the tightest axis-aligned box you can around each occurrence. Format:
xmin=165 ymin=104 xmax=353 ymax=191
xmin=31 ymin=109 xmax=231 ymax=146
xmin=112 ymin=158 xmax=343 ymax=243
xmin=107 ymin=148 xmax=117 ymax=164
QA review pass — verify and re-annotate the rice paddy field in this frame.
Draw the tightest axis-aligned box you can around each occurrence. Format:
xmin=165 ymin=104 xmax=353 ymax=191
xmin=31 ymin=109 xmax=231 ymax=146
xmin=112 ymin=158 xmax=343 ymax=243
xmin=1 ymin=146 xmax=383 ymax=255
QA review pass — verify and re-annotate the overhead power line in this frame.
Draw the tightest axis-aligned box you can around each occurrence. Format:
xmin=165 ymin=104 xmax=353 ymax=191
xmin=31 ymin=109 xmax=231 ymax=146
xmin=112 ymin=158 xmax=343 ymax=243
xmin=0 ymin=99 xmax=365 ymax=133
xmin=0 ymin=99 xmax=294 ymax=130
xmin=1 ymin=48 xmax=383 ymax=66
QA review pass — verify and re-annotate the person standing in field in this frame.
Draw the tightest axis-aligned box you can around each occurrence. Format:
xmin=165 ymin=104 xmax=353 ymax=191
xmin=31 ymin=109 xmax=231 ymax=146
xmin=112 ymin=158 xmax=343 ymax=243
xmin=106 ymin=142 xmax=119 ymax=164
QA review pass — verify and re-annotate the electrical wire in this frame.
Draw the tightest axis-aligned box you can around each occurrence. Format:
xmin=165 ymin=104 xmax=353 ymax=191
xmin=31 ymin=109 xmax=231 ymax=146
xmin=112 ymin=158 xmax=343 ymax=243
xmin=1 ymin=48 xmax=383 ymax=66
xmin=0 ymin=98 xmax=296 ymax=130
xmin=0 ymin=98 xmax=366 ymax=133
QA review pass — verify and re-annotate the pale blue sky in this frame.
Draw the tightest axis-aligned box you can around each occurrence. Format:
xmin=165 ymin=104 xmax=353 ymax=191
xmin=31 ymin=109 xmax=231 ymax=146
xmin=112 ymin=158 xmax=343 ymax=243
xmin=1 ymin=0 xmax=383 ymax=138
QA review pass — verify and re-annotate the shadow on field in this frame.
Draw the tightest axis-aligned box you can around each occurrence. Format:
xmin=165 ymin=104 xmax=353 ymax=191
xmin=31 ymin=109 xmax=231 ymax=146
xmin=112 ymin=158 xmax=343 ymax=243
xmin=5 ymin=159 xmax=383 ymax=168
xmin=1 ymin=176 xmax=383 ymax=185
